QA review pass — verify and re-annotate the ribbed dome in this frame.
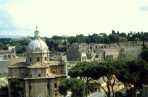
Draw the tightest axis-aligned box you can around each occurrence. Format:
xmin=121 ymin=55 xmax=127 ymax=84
xmin=27 ymin=39 xmax=48 ymax=53
xmin=27 ymin=27 xmax=49 ymax=53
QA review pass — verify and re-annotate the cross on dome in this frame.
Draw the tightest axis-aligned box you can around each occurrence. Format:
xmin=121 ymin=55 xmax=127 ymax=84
xmin=27 ymin=26 xmax=49 ymax=53
xmin=34 ymin=26 xmax=40 ymax=39
xmin=35 ymin=26 xmax=38 ymax=31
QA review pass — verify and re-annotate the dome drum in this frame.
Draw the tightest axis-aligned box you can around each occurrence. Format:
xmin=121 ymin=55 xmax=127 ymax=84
xmin=26 ymin=28 xmax=49 ymax=64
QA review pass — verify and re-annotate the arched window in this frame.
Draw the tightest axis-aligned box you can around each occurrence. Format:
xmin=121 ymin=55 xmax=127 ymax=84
xmin=54 ymin=83 xmax=57 ymax=88
xmin=38 ymin=74 xmax=41 ymax=77
xmin=37 ymin=57 xmax=40 ymax=62
xmin=30 ymin=58 xmax=32 ymax=62
xmin=95 ymin=55 xmax=99 ymax=58
xmin=45 ymin=57 xmax=47 ymax=61
xmin=29 ymin=82 xmax=32 ymax=90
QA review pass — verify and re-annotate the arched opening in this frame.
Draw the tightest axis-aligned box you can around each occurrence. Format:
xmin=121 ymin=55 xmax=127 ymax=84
xmin=30 ymin=58 xmax=32 ymax=62
xmin=37 ymin=57 xmax=40 ymax=62
xmin=38 ymin=74 xmax=41 ymax=77
xmin=45 ymin=57 xmax=47 ymax=61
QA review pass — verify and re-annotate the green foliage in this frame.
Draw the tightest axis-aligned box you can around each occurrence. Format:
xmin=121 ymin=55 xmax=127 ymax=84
xmin=45 ymin=37 xmax=67 ymax=52
xmin=67 ymin=48 xmax=148 ymax=97
xmin=115 ymin=92 xmax=124 ymax=97
xmin=69 ymin=60 xmax=148 ymax=97
xmin=59 ymin=78 xmax=85 ymax=97
xmin=0 ymin=31 xmax=147 ymax=53
xmin=69 ymin=61 xmax=117 ymax=97
xmin=10 ymin=79 xmax=24 ymax=97
xmin=0 ymin=86 xmax=8 ymax=97
xmin=140 ymin=49 xmax=148 ymax=62
xmin=66 ymin=31 xmax=147 ymax=44
xmin=115 ymin=60 xmax=148 ymax=89
xmin=114 ymin=60 xmax=148 ymax=97
xmin=69 ymin=61 xmax=116 ymax=79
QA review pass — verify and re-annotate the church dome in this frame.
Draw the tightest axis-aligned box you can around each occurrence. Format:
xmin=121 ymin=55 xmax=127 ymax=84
xmin=27 ymin=39 xmax=48 ymax=53
xmin=27 ymin=27 xmax=49 ymax=53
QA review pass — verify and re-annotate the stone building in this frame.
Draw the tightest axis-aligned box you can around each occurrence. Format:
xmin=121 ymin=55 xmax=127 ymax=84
xmin=66 ymin=42 xmax=144 ymax=63
xmin=0 ymin=46 xmax=16 ymax=61
xmin=66 ymin=43 xmax=120 ymax=62
xmin=8 ymin=28 xmax=66 ymax=97
xmin=0 ymin=46 xmax=16 ymax=74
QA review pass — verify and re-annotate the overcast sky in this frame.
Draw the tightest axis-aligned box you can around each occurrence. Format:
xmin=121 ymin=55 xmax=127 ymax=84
xmin=0 ymin=0 xmax=148 ymax=37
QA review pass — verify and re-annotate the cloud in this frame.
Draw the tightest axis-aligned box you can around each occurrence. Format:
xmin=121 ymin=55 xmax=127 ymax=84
xmin=0 ymin=0 xmax=148 ymax=37
xmin=0 ymin=0 xmax=9 ymax=5
xmin=140 ymin=6 xmax=148 ymax=11
xmin=0 ymin=10 xmax=32 ymax=36
xmin=0 ymin=11 xmax=16 ymax=31
xmin=0 ymin=0 xmax=17 ymax=36
xmin=0 ymin=0 xmax=32 ymax=36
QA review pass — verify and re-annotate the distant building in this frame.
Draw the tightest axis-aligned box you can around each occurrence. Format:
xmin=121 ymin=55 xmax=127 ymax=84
xmin=8 ymin=29 xmax=66 ymax=97
xmin=0 ymin=46 xmax=16 ymax=74
xmin=66 ymin=42 xmax=143 ymax=63
xmin=67 ymin=43 xmax=119 ymax=62
xmin=0 ymin=46 xmax=16 ymax=61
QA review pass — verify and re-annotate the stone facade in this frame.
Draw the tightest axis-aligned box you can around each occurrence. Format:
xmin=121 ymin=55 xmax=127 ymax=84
xmin=0 ymin=46 xmax=16 ymax=61
xmin=67 ymin=42 xmax=144 ymax=62
xmin=8 ymin=29 xmax=66 ymax=97
xmin=0 ymin=46 xmax=16 ymax=74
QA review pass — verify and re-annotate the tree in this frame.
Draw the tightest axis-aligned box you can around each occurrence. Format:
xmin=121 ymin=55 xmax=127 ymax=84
xmin=59 ymin=78 xmax=85 ymax=97
xmin=69 ymin=61 xmax=118 ymax=97
xmin=140 ymin=49 xmax=148 ymax=62
xmin=115 ymin=60 xmax=148 ymax=97
xmin=0 ymin=86 xmax=8 ymax=97
xmin=68 ymin=62 xmax=94 ymax=97
xmin=108 ymin=30 xmax=120 ymax=43
xmin=94 ymin=62 xmax=117 ymax=97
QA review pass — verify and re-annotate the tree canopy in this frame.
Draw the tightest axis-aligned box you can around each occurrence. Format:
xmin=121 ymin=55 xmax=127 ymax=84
xmin=0 ymin=31 xmax=147 ymax=53
xmin=59 ymin=78 xmax=85 ymax=97
xmin=140 ymin=49 xmax=148 ymax=62
xmin=68 ymin=58 xmax=148 ymax=97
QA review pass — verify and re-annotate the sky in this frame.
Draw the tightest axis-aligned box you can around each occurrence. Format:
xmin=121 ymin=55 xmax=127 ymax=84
xmin=0 ymin=0 xmax=148 ymax=37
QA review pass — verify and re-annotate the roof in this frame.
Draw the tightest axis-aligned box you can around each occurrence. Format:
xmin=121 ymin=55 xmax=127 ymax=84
xmin=9 ymin=57 xmax=26 ymax=65
xmin=0 ymin=50 xmax=11 ymax=54
xmin=24 ymin=74 xmax=66 ymax=80
xmin=8 ymin=74 xmax=66 ymax=80
xmin=27 ymin=63 xmax=49 ymax=68
xmin=9 ymin=60 xmax=63 ymax=69
xmin=48 ymin=61 xmax=64 ymax=66
xmin=8 ymin=62 xmax=27 ymax=68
